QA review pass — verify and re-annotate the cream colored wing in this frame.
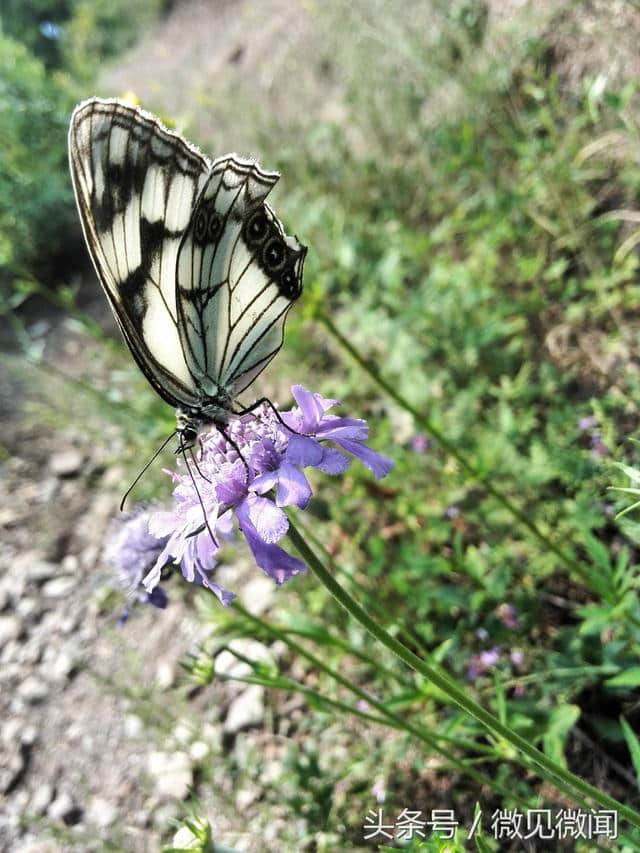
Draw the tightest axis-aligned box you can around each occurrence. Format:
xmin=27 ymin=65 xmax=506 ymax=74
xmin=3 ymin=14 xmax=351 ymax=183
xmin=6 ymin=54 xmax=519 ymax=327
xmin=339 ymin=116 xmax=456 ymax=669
xmin=68 ymin=97 xmax=209 ymax=409
xmin=175 ymin=155 xmax=306 ymax=401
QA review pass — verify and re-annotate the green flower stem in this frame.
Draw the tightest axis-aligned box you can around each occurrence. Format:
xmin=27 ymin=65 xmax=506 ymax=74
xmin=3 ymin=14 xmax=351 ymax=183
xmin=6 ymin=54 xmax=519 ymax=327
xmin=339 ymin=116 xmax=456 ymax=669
xmin=230 ymin=604 xmax=510 ymax=797
xmin=317 ymin=311 xmax=593 ymax=590
xmin=287 ymin=520 xmax=640 ymax=829
xmin=294 ymin=513 xmax=434 ymax=661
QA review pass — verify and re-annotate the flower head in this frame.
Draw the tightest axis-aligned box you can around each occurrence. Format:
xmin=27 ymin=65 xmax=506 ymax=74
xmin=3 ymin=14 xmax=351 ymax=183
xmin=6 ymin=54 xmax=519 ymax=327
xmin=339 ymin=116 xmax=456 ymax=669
xmin=142 ymin=385 xmax=393 ymax=604
xmin=104 ymin=506 xmax=170 ymax=618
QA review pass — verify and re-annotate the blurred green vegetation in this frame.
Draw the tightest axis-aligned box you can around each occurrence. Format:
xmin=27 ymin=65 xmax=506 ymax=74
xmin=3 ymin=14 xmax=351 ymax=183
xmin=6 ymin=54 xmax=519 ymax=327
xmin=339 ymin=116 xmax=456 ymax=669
xmin=5 ymin=0 xmax=640 ymax=849
xmin=0 ymin=0 xmax=167 ymax=304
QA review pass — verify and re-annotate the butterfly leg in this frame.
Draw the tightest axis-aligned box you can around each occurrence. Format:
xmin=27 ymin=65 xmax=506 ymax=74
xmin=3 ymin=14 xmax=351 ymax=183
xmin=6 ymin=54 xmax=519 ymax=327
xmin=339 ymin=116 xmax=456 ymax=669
xmin=234 ymin=396 xmax=305 ymax=435
xmin=216 ymin=424 xmax=251 ymax=478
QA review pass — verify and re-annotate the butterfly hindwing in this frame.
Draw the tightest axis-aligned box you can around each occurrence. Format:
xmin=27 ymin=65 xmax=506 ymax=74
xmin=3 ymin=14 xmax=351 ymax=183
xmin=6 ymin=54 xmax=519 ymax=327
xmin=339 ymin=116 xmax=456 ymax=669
xmin=69 ymin=96 xmax=306 ymax=424
xmin=68 ymin=97 xmax=210 ymax=409
xmin=175 ymin=156 xmax=306 ymax=400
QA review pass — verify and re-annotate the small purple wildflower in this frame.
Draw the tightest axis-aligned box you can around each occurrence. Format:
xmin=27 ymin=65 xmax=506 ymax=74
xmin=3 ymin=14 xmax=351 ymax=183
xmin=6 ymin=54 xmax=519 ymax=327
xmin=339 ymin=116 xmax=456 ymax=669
xmin=497 ymin=603 xmax=519 ymax=629
xmin=578 ymin=415 xmax=598 ymax=432
xmin=371 ymin=779 xmax=386 ymax=803
xmin=410 ymin=433 xmax=431 ymax=454
xmin=143 ymin=385 xmax=393 ymax=604
xmin=467 ymin=646 xmax=500 ymax=681
xmin=590 ymin=433 xmax=609 ymax=459
xmin=104 ymin=506 xmax=170 ymax=619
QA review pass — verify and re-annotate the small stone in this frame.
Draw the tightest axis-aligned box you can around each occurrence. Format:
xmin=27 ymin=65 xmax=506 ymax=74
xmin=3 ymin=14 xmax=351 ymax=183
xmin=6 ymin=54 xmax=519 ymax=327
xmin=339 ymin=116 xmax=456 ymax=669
xmin=50 ymin=450 xmax=84 ymax=477
xmin=48 ymin=791 xmax=81 ymax=824
xmin=236 ymin=786 xmax=258 ymax=810
xmin=20 ymin=725 xmax=37 ymax=747
xmin=147 ymin=751 xmax=193 ymax=800
xmin=47 ymin=651 xmax=76 ymax=682
xmin=61 ymin=555 xmax=79 ymax=573
xmin=0 ymin=747 xmax=24 ymax=793
xmin=1 ymin=718 xmax=22 ymax=745
xmin=29 ymin=783 xmax=54 ymax=816
xmin=41 ymin=576 xmax=76 ymax=599
xmin=0 ymin=615 xmax=22 ymax=647
xmin=223 ymin=684 xmax=265 ymax=735
xmin=155 ymin=660 xmax=176 ymax=690
xmin=15 ymin=598 xmax=41 ymax=621
xmin=24 ymin=560 xmax=57 ymax=583
xmin=87 ymin=796 xmax=118 ymax=829
xmin=239 ymin=575 xmax=275 ymax=615
xmin=123 ymin=714 xmax=143 ymax=739
xmin=214 ymin=639 xmax=272 ymax=679
xmin=20 ymin=843 xmax=59 ymax=853
xmin=18 ymin=676 xmax=49 ymax=704
xmin=189 ymin=741 xmax=209 ymax=762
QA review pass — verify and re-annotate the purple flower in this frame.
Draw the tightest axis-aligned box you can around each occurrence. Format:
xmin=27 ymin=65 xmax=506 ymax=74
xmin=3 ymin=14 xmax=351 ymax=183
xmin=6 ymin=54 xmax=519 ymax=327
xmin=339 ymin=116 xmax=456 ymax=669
xmin=497 ymin=603 xmax=519 ymax=629
xmin=104 ymin=506 xmax=170 ymax=617
xmin=410 ymin=433 xmax=431 ymax=454
xmin=590 ymin=433 xmax=609 ymax=459
xmin=578 ymin=415 xmax=598 ymax=431
xmin=142 ymin=386 xmax=393 ymax=604
xmin=467 ymin=646 xmax=500 ymax=681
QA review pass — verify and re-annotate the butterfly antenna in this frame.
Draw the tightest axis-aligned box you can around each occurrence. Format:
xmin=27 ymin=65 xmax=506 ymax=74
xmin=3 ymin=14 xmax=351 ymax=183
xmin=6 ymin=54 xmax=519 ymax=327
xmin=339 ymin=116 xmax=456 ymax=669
xmin=120 ymin=429 xmax=178 ymax=511
xmin=179 ymin=437 xmax=219 ymax=550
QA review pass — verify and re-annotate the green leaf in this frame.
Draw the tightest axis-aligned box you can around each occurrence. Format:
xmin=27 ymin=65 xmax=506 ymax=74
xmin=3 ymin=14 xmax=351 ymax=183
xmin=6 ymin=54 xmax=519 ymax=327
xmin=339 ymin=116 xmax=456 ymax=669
xmin=606 ymin=667 xmax=640 ymax=689
xmin=620 ymin=716 xmax=640 ymax=786
xmin=542 ymin=704 xmax=581 ymax=770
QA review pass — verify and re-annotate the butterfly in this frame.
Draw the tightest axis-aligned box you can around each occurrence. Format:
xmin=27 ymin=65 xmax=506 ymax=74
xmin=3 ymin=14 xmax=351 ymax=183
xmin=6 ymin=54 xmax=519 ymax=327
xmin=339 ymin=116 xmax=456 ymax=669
xmin=68 ymin=97 xmax=306 ymax=450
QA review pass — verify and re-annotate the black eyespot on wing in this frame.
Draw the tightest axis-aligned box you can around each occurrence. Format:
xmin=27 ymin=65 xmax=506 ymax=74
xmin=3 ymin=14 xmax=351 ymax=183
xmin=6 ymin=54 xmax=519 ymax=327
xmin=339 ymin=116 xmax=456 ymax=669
xmin=279 ymin=263 xmax=302 ymax=300
xmin=244 ymin=208 xmax=269 ymax=248
xmin=194 ymin=208 xmax=208 ymax=244
xmin=262 ymin=236 xmax=287 ymax=272
xmin=207 ymin=211 xmax=222 ymax=241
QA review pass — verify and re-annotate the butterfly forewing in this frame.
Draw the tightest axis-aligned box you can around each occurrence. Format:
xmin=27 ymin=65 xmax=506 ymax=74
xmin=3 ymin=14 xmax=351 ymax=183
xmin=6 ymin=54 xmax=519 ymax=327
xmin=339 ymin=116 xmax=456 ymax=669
xmin=175 ymin=157 xmax=306 ymax=400
xmin=68 ymin=98 xmax=209 ymax=408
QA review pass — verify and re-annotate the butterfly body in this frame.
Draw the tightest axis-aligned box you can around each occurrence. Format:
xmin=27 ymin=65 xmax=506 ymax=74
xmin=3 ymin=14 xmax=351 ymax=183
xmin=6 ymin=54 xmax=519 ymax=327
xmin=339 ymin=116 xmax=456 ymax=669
xmin=68 ymin=97 xmax=305 ymax=446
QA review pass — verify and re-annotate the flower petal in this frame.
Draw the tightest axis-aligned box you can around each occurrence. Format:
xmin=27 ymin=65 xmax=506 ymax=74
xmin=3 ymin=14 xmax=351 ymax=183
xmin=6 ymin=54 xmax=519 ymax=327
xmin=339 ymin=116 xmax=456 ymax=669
xmin=336 ymin=438 xmax=394 ymax=479
xmin=286 ymin=435 xmax=324 ymax=467
xmin=238 ymin=502 xmax=306 ymax=584
xmin=317 ymin=447 xmax=350 ymax=475
xmin=246 ymin=494 xmax=289 ymax=543
xmin=275 ymin=462 xmax=312 ymax=508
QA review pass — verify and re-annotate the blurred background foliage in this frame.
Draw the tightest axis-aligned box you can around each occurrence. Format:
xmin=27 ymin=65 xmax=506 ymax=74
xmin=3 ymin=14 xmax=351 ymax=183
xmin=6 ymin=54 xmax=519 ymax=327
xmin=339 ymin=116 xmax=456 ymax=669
xmin=4 ymin=0 xmax=640 ymax=849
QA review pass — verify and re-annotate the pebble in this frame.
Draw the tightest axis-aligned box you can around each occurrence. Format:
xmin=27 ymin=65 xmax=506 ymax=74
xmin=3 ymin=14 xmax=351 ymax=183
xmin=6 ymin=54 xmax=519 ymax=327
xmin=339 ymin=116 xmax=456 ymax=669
xmin=17 ymin=676 xmax=49 ymax=704
xmin=50 ymin=450 xmax=84 ymax=477
xmin=28 ymin=783 xmax=54 ymax=816
xmin=87 ymin=795 xmax=118 ymax=829
xmin=223 ymin=684 xmax=265 ymax=735
xmin=15 ymin=597 xmax=41 ymax=621
xmin=189 ymin=740 xmax=209 ymax=762
xmin=214 ymin=639 xmax=272 ymax=679
xmin=47 ymin=791 xmax=77 ymax=823
xmin=147 ymin=751 xmax=193 ymax=800
xmin=1 ymin=719 xmax=23 ymax=745
xmin=0 ymin=747 xmax=24 ymax=793
xmin=155 ymin=660 xmax=176 ymax=690
xmin=24 ymin=560 xmax=58 ymax=584
xmin=123 ymin=714 xmax=144 ymax=739
xmin=41 ymin=576 xmax=76 ymax=599
xmin=0 ymin=615 xmax=22 ymax=647
xmin=47 ymin=651 xmax=76 ymax=682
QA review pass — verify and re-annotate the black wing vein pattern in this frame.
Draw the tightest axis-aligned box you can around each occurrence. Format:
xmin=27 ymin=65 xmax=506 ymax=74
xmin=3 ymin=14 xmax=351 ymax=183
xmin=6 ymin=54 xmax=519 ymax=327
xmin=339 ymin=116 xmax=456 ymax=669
xmin=69 ymin=96 xmax=306 ymax=421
